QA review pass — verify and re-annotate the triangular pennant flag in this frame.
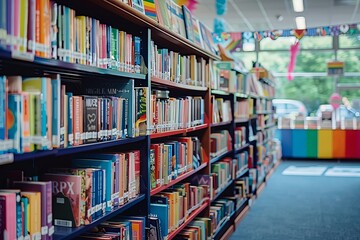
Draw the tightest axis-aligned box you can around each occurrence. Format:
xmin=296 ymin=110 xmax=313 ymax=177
xmin=306 ymin=28 xmax=317 ymax=36
xmin=340 ymin=24 xmax=349 ymax=34
xmin=254 ymin=32 xmax=264 ymax=41
xmin=294 ymin=29 xmax=306 ymax=39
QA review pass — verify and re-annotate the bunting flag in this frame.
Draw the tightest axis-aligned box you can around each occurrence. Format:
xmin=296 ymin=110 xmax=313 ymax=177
xmin=294 ymin=29 xmax=306 ymax=39
xmin=213 ymin=22 xmax=360 ymax=43
xmin=175 ymin=0 xmax=198 ymax=12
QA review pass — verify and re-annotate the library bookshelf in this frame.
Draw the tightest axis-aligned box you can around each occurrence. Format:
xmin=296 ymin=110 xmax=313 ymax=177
xmin=0 ymin=0 xmax=280 ymax=239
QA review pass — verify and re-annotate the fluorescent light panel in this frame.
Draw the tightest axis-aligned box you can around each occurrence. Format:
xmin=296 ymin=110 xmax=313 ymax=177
xmin=292 ymin=0 xmax=304 ymax=12
xmin=295 ymin=16 xmax=306 ymax=29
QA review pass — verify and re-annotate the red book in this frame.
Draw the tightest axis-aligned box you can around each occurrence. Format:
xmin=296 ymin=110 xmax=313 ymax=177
xmin=0 ymin=192 xmax=17 ymax=240
xmin=133 ymin=150 xmax=141 ymax=196
xmin=150 ymin=143 xmax=162 ymax=187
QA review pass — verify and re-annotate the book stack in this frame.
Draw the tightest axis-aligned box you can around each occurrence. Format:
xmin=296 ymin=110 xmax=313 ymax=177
xmin=79 ymin=216 xmax=146 ymax=239
xmin=256 ymin=99 xmax=272 ymax=113
xmin=234 ymin=152 xmax=249 ymax=175
xmin=234 ymin=127 xmax=247 ymax=149
xmin=234 ymin=178 xmax=249 ymax=199
xmin=37 ymin=151 xmax=140 ymax=228
xmin=211 ymin=159 xmax=236 ymax=198
xmin=210 ymin=130 xmax=232 ymax=157
xmin=174 ymin=217 xmax=212 ymax=240
xmin=150 ymin=90 xmax=204 ymax=133
xmin=0 ymin=1 xmax=142 ymax=73
xmin=0 ymin=75 xmax=147 ymax=154
xmin=150 ymin=184 xmax=209 ymax=239
xmin=214 ymin=62 xmax=248 ymax=93
xmin=212 ymin=97 xmax=232 ymax=124
xmin=210 ymin=198 xmax=235 ymax=234
xmin=150 ymin=137 xmax=203 ymax=189
xmin=0 ymin=181 xmax=54 ymax=240
xmin=234 ymin=100 xmax=250 ymax=121
xmin=150 ymin=42 xmax=210 ymax=87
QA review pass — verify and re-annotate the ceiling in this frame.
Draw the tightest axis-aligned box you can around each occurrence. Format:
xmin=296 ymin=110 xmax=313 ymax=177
xmin=193 ymin=0 xmax=360 ymax=32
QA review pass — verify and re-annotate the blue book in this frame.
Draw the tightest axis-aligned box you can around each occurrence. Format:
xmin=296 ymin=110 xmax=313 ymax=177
xmin=91 ymin=168 xmax=98 ymax=219
xmin=51 ymin=75 xmax=61 ymax=148
xmin=0 ymin=76 xmax=6 ymax=153
xmin=91 ymin=18 xmax=96 ymax=66
xmin=134 ymin=36 xmax=141 ymax=74
xmin=21 ymin=196 xmax=29 ymax=238
xmin=6 ymin=0 xmax=14 ymax=51
xmin=7 ymin=94 xmax=22 ymax=153
xmin=64 ymin=6 xmax=70 ymax=62
xmin=72 ymin=159 xmax=113 ymax=212
xmin=80 ymin=153 xmax=120 ymax=207
xmin=66 ymin=92 xmax=73 ymax=146
xmin=150 ymin=203 xmax=169 ymax=238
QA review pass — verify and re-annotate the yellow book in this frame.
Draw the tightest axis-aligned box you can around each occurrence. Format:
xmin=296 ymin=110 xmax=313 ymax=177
xmin=119 ymin=31 xmax=125 ymax=71
xmin=174 ymin=191 xmax=179 ymax=228
xmin=21 ymin=192 xmax=41 ymax=239
xmin=19 ymin=0 xmax=29 ymax=52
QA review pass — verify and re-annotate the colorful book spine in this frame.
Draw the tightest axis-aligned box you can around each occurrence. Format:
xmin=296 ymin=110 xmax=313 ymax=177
xmin=0 ymin=192 xmax=18 ymax=240
xmin=21 ymin=92 xmax=31 ymax=152
xmin=7 ymin=93 xmax=22 ymax=153
xmin=0 ymin=76 xmax=7 ymax=153
xmin=51 ymin=75 xmax=61 ymax=148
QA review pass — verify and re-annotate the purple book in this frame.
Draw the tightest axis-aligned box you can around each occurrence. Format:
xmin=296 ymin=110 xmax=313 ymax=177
xmin=27 ymin=0 xmax=36 ymax=53
xmin=13 ymin=181 xmax=53 ymax=240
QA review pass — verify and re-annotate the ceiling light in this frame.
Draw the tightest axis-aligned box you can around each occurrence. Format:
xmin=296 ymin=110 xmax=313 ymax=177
xmin=295 ymin=16 xmax=306 ymax=29
xmin=292 ymin=0 xmax=304 ymax=12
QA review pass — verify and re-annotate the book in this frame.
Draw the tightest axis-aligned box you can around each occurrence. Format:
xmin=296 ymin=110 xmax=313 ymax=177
xmin=132 ymin=0 xmax=145 ymax=14
xmin=182 ymin=5 xmax=194 ymax=42
xmin=0 ymin=189 xmax=23 ymax=239
xmin=7 ymin=93 xmax=22 ymax=153
xmin=143 ymin=0 xmax=157 ymax=21
xmin=42 ymin=173 xmax=82 ymax=228
xmin=154 ymin=0 xmax=171 ymax=29
xmin=20 ymin=191 xmax=41 ymax=239
xmin=149 ymin=216 xmax=163 ymax=240
xmin=169 ymin=0 xmax=186 ymax=38
xmin=0 ymin=192 xmax=17 ymax=240
xmin=134 ymin=87 xmax=148 ymax=137
xmin=150 ymin=203 xmax=169 ymax=239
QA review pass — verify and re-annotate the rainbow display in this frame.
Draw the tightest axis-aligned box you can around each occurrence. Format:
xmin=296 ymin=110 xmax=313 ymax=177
xmin=278 ymin=129 xmax=360 ymax=159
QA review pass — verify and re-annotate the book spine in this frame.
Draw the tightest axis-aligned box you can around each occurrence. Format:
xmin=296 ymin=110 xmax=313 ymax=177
xmin=66 ymin=92 xmax=73 ymax=146
xmin=7 ymin=94 xmax=22 ymax=153
xmin=0 ymin=76 xmax=6 ymax=153
xmin=0 ymin=0 xmax=6 ymax=48
xmin=51 ymin=77 xmax=60 ymax=148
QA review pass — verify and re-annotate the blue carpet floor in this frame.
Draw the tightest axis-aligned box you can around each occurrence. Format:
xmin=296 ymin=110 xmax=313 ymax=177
xmin=230 ymin=160 xmax=360 ymax=240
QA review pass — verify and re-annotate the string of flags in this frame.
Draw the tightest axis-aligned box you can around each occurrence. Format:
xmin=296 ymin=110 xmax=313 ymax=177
xmin=213 ymin=23 xmax=360 ymax=48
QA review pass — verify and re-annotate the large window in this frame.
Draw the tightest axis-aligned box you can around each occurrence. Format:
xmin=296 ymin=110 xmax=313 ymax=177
xmin=260 ymin=37 xmax=295 ymax=50
xmin=339 ymin=35 xmax=360 ymax=48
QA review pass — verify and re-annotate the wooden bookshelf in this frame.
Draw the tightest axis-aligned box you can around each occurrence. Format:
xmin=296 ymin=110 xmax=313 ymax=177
xmin=151 ymin=77 xmax=208 ymax=92
xmin=167 ymin=199 xmax=209 ymax=240
xmin=87 ymin=0 xmax=220 ymax=60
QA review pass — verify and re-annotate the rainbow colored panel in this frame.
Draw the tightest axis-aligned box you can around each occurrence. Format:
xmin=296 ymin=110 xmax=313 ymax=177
xmin=318 ymin=130 xmax=333 ymax=159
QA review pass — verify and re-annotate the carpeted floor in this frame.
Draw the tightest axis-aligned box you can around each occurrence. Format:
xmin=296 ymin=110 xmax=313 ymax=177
xmin=230 ymin=160 xmax=360 ymax=240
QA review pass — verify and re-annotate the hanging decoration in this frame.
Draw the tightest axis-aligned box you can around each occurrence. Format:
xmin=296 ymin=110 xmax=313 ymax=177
xmin=288 ymin=41 xmax=300 ymax=81
xmin=175 ymin=0 xmax=198 ymax=13
xmin=213 ymin=22 xmax=360 ymax=44
xmin=213 ymin=0 xmax=228 ymax=36
xmin=293 ymin=29 xmax=306 ymax=40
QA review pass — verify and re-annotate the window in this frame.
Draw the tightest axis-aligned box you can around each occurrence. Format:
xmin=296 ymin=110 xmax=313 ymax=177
xmin=339 ymin=34 xmax=360 ymax=48
xmin=337 ymin=50 xmax=360 ymax=72
xmin=260 ymin=37 xmax=295 ymax=50
xmin=233 ymin=52 xmax=257 ymax=70
xmin=300 ymin=36 xmax=333 ymax=49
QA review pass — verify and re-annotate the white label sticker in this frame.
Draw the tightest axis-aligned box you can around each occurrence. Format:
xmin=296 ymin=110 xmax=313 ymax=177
xmin=41 ymin=226 xmax=48 ymax=235
xmin=48 ymin=226 xmax=55 ymax=236
xmin=48 ymin=214 xmax=52 ymax=224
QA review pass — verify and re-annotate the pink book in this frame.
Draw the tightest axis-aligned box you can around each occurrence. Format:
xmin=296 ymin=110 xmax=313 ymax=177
xmin=13 ymin=0 xmax=20 ymax=51
xmin=42 ymin=173 xmax=82 ymax=228
xmin=0 ymin=192 xmax=17 ymax=240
